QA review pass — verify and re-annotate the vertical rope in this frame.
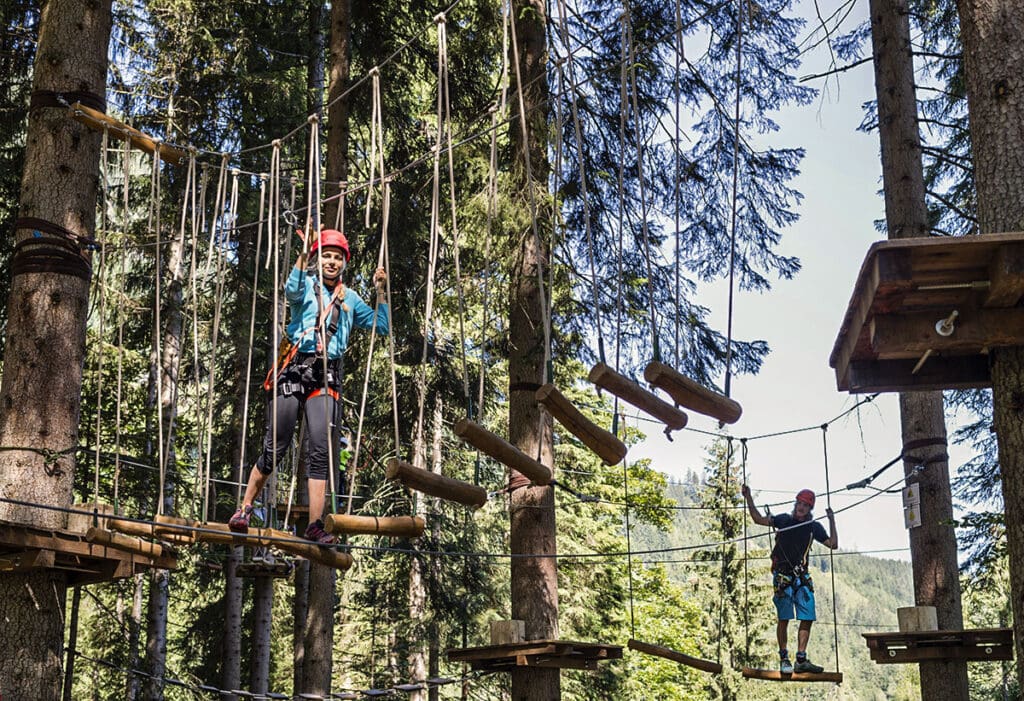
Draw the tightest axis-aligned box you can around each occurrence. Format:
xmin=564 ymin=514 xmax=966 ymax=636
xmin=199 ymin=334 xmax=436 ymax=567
xmin=113 ymin=136 xmax=131 ymax=512
xmin=673 ymin=0 xmax=684 ymax=368
xmin=716 ymin=437 xmax=733 ymax=663
xmin=821 ymin=424 xmax=840 ymax=673
xmin=92 ymin=126 xmax=109 ymax=508
xmin=334 ymin=181 xmax=347 ymax=230
xmin=622 ymin=457 xmax=636 ymax=639
xmin=740 ymin=437 xmax=750 ymax=658
xmin=148 ymin=146 xmax=165 ymax=515
xmin=723 ymin=0 xmax=744 ymax=398
xmin=268 ymin=143 xmax=282 ymax=489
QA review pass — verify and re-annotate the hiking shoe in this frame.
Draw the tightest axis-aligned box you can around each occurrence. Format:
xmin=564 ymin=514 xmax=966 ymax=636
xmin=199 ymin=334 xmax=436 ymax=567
xmin=780 ymin=658 xmax=794 ymax=674
xmin=304 ymin=519 xmax=337 ymax=546
xmin=794 ymin=658 xmax=823 ymax=674
xmin=228 ymin=505 xmax=253 ymax=533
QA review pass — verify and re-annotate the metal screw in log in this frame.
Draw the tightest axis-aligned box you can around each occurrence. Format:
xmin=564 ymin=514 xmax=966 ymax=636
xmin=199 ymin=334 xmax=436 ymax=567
xmin=535 ymin=383 xmax=627 ymax=465
xmin=385 ymin=458 xmax=488 ymax=508
xmin=642 ymin=361 xmax=742 ymax=425
xmin=453 ymin=419 xmax=553 ymax=486
xmin=912 ymin=310 xmax=960 ymax=375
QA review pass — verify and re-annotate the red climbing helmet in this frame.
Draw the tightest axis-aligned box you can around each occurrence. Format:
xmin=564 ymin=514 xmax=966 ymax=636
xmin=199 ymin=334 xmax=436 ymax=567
xmin=795 ymin=489 xmax=816 ymax=509
xmin=309 ymin=229 xmax=351 ymax=261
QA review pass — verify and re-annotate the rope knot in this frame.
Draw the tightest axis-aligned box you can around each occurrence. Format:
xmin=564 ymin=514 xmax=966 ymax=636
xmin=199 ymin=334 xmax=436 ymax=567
xmin=433 ymin=12 xmax=446 ymax=24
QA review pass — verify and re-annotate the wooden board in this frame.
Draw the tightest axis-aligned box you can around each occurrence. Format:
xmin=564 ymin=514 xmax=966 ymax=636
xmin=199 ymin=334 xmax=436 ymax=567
xmin=830 ymin=233 xmax=1024 ymax=393
xmin=627 ymin=639 xmax=722 ymax=673
xmin=863 ymin=628 xmax=1014 ymax=664
xmin=741 ymin=668 xmax=844 ymax=683
xmin=447 ymin=639 xmax=622 ymax=672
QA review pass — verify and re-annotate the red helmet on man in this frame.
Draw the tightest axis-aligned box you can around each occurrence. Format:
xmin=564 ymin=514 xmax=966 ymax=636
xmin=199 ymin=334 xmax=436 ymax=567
xmin=309 ymin=229 xmax=351 ymax=261
xmin=795 ymin=489 xmax=816 ymax=509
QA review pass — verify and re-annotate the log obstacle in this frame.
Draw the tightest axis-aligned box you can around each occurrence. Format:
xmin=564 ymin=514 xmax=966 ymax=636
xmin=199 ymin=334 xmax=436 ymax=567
xmin=453 ymin=419 xmax=553 ymax=485
xmin=588 ymin=363 xmax=688 ymax=430
xmin=69 ymin=102 xmax=187 ymax=164
xmin=643 ymin=361 xmax=742 ymax=424
xmin=741 ymin=668 xmax=844 ymax=683
xmin=386 ymin=458 xmax=488 ymax=508
xmin=627 ymin=639 xmax=722 ymax=674
xmin=536 ymin=384 xmax=627 ymax=465
xmin=86 ymin=527 xmax=166 ymax=559
xmin=325 ymin=513 xmax=425 ymax=538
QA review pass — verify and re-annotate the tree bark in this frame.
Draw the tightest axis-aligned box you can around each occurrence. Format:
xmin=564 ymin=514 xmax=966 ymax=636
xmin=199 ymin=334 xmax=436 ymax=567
xmin=869 ymin=2 xmax=969 ymax=698
xmin=956 ymin=1 xmax=1024 ymax=686
xmin=325 ymin=0 xmax=351 ymax=227
xmin=508 ymin=2 xmax=559 ymax=699
xmin=222 ymin=546 xmax=244 ymax=701
xmin=250 ymin=576 xmax=274 ymax=694
xmin=0 ymin=1 xmax=111 ymax=698
xmin=302 ymin=563 xmax=336 ymax=695
xmin=127 ymin=572 xmax=144 ymax=700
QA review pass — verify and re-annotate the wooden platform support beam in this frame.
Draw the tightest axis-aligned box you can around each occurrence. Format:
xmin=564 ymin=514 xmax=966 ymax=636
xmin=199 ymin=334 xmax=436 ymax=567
xmin=324 ymin=513 xmax=425 ymax=538
xmin=535 ymin=384 xmax=627 ymax=465
xmin=86 ymin=527 xmax=166 ymax=558
xmin=643 ymin=361 xmax=742 ymax=424
xmin=741 ymin=668 xmax=844 ymax=683
xmin=862 ymin=627 xmax=1014 ymax=664
xmin=385 ymin=458 xmax=488 ymax=508
xmin=627 ymin=639 xmax=722 ymax=674
xmin=453 ymin=419 xmax=553 ymax=485
xmin=69 ymin=102 xmax=187 ymax=164
xmin=587 ymin=363 xmax=688 ymax=431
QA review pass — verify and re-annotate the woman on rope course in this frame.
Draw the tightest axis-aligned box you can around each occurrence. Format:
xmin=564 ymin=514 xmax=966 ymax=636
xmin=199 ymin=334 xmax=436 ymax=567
xmin=740 ymin=485 xmax=838 ymax=675
xmin=229 ymin=228 xmax=389 ymax=544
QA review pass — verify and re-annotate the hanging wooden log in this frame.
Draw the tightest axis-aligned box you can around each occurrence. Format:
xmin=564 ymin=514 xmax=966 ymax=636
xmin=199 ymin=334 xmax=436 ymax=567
xmin=86 ymin=527 xmax=166 ymax=558
xmin=69 ymin=102 xmax=187 ymax=164
xmin=535 ymin=384 xmax=627 ymax=465
xmin=153 ymin=514 xmax=199 ymax=543
xmin=324 ymin=513 xmax=425 ymax=538
xmin=587 ymin=363 xmax=688 ymax=430
xmin=643 ymin=361 xmax=742 ymax=424
xmin=453 ymin=419 xmax=553 ymax=485
xmin=627 ymin=639 xmax=722 ymax=674
xmin=385 ymin=458 xmax=488 ymax=508
xmin=109 ymin=517 xmax=195 ymax=545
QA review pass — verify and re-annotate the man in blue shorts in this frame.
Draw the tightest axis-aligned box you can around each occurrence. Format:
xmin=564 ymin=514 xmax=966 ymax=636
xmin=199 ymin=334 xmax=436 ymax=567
xmin=741 ymin=485 xmax=838 ymax=674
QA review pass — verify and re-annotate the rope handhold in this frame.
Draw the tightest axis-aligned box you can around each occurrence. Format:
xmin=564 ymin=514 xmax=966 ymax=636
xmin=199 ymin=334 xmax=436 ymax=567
xmin=434 ymin=12 xmax=446 ymax=24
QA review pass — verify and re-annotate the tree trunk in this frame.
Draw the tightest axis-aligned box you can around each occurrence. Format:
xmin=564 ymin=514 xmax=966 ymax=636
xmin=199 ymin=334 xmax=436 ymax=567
xmin=222 ymin=546 xmax=244 ymax=701
xmin=143 ymin=568 xmax=170 ymax=699
xmin=127 ymin=573 xmax=144 ymax=700
xmin=302 ymin=563 xmax=336 ymax=695
xmin=325 ymin=0 xmax=351 ymax=227
xmin=868 ymin=2 xmax=969 ymax=698
xmin=62 ymin=587 xmax=80 ymax=701
xmin=508 ymin=2 xmax=558 ymax=699
xmin=250 ymin=576 xmax=274 ymax=694
xmin=0 ymin=0 xmax=111 ymax=698
xmin=293 ymin=558 xmax=310 ymax=693
xmin=956 ymin=1 xmax=1024 ymax=686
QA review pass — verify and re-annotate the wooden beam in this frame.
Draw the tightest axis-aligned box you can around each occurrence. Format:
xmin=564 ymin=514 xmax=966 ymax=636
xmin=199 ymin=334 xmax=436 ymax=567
xmin=535 ymin=384 xmax=626 ymax=465
xmin=12 ymin=549 xmax=56 ymax=572
xmin=642 ymin=362 xmax=742 ymax=424
xmin=587 ymin=363 xmax=688 ymax=431
xmin=324 ymin=513 xmax=425 ymax=538
xmin=870 ymin=308 xmax=1024 ymax=355
xmin=86 ymin=527 xmax=165 ymax=558
xmin=385 ymin=458 xmax=488 ymax=508
xmin=627 ymin=639 xmax=722 ymax=674
xmin=843 ymin=356 xmax=991 ymax=393
xmin=741 ymin=668 xmax=843 ymax=683
xmin=69 ymin=102 xmax=187 ymax=164
xmin=984 ymin=243 xmax=1024 ymax=307
xmin=453 ymin=419 xmax=553 ymax=485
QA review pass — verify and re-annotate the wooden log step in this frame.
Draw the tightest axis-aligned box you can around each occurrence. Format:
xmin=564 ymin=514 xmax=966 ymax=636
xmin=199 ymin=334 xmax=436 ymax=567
xmin=153 ymin=514 xmax=199 ymax=543
xmin=453 ymin=418 xmax=553 ymax=485
xmin=86 ymin=527 xmax=165 ymax=558
xmin=643 ymin=361 xmax=742 ymax=424
xmin=109 ymin=516 xmax=193 ymax=544
xmin=536 ymin=384 xmax=627 ymax=465
xmin=324 ymin=513 xmax=425 ymax=538
xmin=627 ymin=639 xmax=722 ymax=674
xmin=741 ymin=668 xmax=843 ymax=683
xmin=385 ymin=458 xmax=488 ymax=508
xmin=588 ymin=363 xmax=688 ymax=431
xmin=69 ymin=102 xmax=187 ymax=164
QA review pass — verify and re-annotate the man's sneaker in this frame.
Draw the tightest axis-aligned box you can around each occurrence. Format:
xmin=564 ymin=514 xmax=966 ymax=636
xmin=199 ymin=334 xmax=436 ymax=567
xmin=304 ymin=519 xmax=338 ymax=546
xmin=779 ymin=658 xmax=794 ymax=674
xmin=794 ymin=658 xmax=824 ymax=674
xmin=228 ymin=505 xmax=253 ymax=533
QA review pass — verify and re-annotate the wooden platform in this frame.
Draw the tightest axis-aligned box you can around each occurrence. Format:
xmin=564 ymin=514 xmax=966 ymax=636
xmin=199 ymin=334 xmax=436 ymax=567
xmin=447 ymin=639 xmax=622 ymax=671
xmin=741 ymin=667 xmax=843 ymax=683
xmin=0 ymin=520 xmax=176 ymax=585
xmin=830 ymin=233 xmax=1024 ymax=392
xmin=863 ymin=628 xmax=1014 ymax=664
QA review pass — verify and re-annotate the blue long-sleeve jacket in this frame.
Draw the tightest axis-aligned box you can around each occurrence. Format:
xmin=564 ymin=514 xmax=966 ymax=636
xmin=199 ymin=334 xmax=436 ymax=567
xmin=284 ymin=267 xmax=389 ymax=359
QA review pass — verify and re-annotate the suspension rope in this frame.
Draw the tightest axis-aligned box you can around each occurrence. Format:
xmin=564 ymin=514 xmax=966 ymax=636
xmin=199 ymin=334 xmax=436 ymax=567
xmin=148 ymin=144 xmax=166 ymax=515
xmin=821 ymin=424 xmax=841 ymax=673
xmin=673 ymin=0 xmax=684 ymax=368
xmin=723 ymin=0 xmax=744 ymax=398
xmin=740 ymin=437 xmax=750 ymax=658
xmin=623 ymin=457 xmax=636 ymax=638
xmin=715 ymin=436 xmax=733 ymax=663
xmin=365 ymin=68 xmax=384 ymax=229
xmin=92 ymin=126 xmax=110 ymax=509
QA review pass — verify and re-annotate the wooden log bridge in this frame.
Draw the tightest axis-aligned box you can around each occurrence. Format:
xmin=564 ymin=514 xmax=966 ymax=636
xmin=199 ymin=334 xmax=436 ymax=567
xmin=536 ymin=383 xmax=627 ymax=465
xmin=86 ymin=527 xmax=166 ymax=558
xmin=627 ymin=639 xmax=722 ymax=674
xmin=643 ymin=361 xmax=742 ymax=424
xmin=588 ymin=363 xmax=688 ymax=431
xmin=69 ymin=102 xmax=187 ymax=164
xmin=453 ymin=419 xmax=553 ymax=485
xmin=447 ymin=640 xmax=623 ymax=672
xmin=325 ymin=513 xmax=425 ymax=538
xmin=385 ymin=458 xmax=488 ymax=508
xmin=152 ymin=515 xmax=353 ymax=570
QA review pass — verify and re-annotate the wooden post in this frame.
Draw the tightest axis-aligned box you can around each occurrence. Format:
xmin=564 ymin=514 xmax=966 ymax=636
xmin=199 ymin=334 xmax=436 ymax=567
xmin=643 ymin=361 xmax=742 ymax=424
xmin=491 ymin=620 xmax=526 ymax=645
xmin=453 ymin=419 xmax=553 ymax=485
xmin=324 ymin=513 xmax=425 ymax=538
xmin=85 ymin=527 xmax=165 ymax=558
xmin=587 ymin=363 xmax=688 ymax=431
xmin=535 ymin=384 xmax=627 ymax=465
xmin=385 ymin=458 xmax=488 ymax=508
xmin=67 ymin=502 xmax=114 ymax=534
xmin=898 ymin=606 xmax=939 ymax=632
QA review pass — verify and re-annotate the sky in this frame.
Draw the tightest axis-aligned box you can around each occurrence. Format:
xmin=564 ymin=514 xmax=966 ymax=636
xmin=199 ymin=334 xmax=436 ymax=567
xmin=627 ymin=0 xmax=973 ymax=562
